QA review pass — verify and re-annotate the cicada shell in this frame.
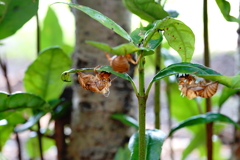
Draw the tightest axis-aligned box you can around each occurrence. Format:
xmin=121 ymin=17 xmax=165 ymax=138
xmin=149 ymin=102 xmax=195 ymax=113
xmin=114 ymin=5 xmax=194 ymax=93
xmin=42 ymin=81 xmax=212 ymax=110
xmin=77 ymin=66 xmax=113 ymax=97
xmin=105 ymin=52 xmax=141 ymax=73
xmin=110 ymin=55 xmax=130 ymax=73
xmin=177 ymin=74 xmax=218 ymax=99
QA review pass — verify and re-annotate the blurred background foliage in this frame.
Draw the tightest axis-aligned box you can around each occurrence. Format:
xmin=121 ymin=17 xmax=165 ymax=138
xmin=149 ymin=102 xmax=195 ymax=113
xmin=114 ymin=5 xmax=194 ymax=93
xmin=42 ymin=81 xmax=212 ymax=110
xmin=0 ymin=0 xmax=240 ymax=160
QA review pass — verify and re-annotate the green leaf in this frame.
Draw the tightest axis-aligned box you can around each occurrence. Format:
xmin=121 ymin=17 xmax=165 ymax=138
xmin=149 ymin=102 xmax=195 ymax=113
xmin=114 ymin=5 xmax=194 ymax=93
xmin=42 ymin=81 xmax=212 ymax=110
xmin=128 ymin=129 xmax=165 ymax=160
xmin=41 ymin=7 xmax=63 ymax=49
xmin=86 ymin=41 xmax=154 ymax=56
xmin=26 ymin=136 xmax=55 ymax=158
xmin=24 ymin=47 xmax=72 ymax=101
xmin=151 ymin=62 xmax=221 ymax=84
xmin=130 ymin=24 xmax=163 ymax=49
xmin=41 ymin=7 xmax=72 ymax=54
xmin=122 ymin=0 xmax=169 ymax=22
xmin=0 ymin=125 xmax=14 ymax=151
xmin=0 ymin=92 xmax=50 ymax=120
xmin=150 ymin=62 xmax=240 ymax=90
xmin=5 ymin=111 xmax=26 ymax=125
xmin=14 ymin=111 xmax=45 ymax=132
xmin=219 ymin=86 xmax=239 ymax=107
xmin=198 ymin=74 xmax=240 ymax=89
xmin=53 ymin=2 xmax=132 ymax=41
xmin=151 ymin=18 xmax=195 ymax=62
xmin=0 ymin=0 xmax=39 ymax=39
xmin=215 ymin=0 xmax=240 ymax=23
xmin=111 ymin=113 xmax=139 ymax=129
xmin=168 ymin=112 xmax=240 ymax=137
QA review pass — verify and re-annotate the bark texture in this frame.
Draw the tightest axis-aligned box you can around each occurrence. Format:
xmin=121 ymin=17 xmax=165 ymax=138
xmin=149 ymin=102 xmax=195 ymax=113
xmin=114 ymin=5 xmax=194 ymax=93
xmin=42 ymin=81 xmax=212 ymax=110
xmin=68 ymin=1 xmax=134 ymax=160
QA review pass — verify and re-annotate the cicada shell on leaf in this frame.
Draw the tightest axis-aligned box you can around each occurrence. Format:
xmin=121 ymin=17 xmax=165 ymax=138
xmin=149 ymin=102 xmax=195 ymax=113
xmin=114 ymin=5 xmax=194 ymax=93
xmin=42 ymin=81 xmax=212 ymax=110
xmin=77 ymin=65 xmax=113 ymax=97
xmin=177 ymin=74 xmax=219 ymax=99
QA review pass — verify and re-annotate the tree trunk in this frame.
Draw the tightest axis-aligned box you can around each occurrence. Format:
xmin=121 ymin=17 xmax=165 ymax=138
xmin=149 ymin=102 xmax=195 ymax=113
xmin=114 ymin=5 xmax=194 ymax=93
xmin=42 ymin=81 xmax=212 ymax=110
xmin=67 ymin=1 xmax=134 ymax=160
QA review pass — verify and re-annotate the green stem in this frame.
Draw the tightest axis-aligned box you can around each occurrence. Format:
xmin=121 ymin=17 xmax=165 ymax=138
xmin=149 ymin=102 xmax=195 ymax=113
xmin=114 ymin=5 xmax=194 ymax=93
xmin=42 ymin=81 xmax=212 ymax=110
xmin=138 ymin=52 xmax=147 ymax=160
xmin=36 ymin=13 xmax=40 ymax=55
xmin=37 ymin=122 xmax=44 ymax=160
xmin=166 ymin=82 xmax=174 ymax=160
xmin=154 ymin=45 xmax=161 ymax=129
xmin=203 ymin=0 xmax=213 ymax=160
xmin=36 ymin=13 xmax=44 ymax=160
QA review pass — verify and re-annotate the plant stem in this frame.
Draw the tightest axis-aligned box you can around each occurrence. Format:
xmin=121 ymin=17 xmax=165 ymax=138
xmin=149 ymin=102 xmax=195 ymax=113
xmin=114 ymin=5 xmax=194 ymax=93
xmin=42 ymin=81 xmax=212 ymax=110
xmin=36 ymin=13 xmax=44 ymax=160
xmin=37 ymin=122 xmax=44 ymax=160
xmin=154 ymin=45 xmax=161 ymax=129
xmin=15 ymin=133 xmax=22 ymax=160
xmin=36 ymin=13 xmax=40 ymax=55
xmin=138 ymin=53 xmax=147 ymax=160
xmin=203 ymin=0 xmax=213 ymax=160
xmin=166 ymin=82 xmax=174 ymax=160
xmin=0 ymin=58 xmax=22 ymax=160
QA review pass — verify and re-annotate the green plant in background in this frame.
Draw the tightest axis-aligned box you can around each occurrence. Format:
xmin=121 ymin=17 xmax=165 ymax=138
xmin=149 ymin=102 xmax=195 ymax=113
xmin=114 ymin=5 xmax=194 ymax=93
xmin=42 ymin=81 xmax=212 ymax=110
xmin=57 ymin=1 xmax=240 ymax=160
xmin=0 ymin=0 xmax=73 ymax=159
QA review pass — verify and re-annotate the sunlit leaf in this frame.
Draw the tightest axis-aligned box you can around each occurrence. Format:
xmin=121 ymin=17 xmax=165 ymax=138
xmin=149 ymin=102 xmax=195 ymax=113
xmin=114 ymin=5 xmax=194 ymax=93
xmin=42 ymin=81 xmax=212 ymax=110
xmin=122 ymin=0 xmax=169 ymax=22
xmin=86 ymin=41 xmax=154 ymax=56
xmin=26 ymin=136 xmax=55 ymax=158
xmin=0 ymin=125 xmax=14 ymax=151
xmin=129 ymin=129 xmax=165 ymax=160
xmin=5 ymin=112 xmax=26 ymax=125
xmin=168 ymin=112 xmax=240 ymax=137
xmin=41 ymin=7 xmax=73 ymax=54
xmin=111 ymin=113 xmax=139 ymax=129
xmin=0 ymin=0 xmax=39 ymax=39
xmin=148 ymin=18 xmax=195 ymax=62
xmin=53 ymin=2 xmax=132 ymax=41
xmin=215 ymin=0 xmax=240 ymax=23
xmin=0 ymin=92 xmax=50 ymax=120
xmin=24 ymin=47 xmax=72 ymax=101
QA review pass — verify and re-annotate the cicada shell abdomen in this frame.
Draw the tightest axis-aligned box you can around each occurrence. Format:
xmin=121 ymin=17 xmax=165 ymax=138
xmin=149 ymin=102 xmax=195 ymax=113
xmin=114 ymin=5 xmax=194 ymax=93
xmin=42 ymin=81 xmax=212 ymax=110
xmin=198 ymin=81 xmax=219 ymax=98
